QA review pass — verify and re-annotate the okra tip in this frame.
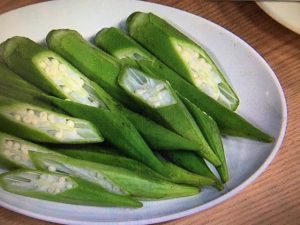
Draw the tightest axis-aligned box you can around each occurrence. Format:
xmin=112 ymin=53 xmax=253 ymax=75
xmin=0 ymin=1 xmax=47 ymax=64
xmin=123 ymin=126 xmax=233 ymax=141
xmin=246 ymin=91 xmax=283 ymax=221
xmin=126 ymin=11 xmax=144 ymax=29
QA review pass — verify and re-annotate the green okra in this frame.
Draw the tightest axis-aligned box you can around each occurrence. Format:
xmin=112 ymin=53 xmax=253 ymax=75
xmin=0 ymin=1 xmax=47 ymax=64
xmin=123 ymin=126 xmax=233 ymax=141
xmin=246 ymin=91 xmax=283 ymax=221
xmin=0 ymin=96 xmax=103 ymax=144
xmin=127 ymin=12 xmax=239 ymax=110
xmin=0 ymin=132 xmax=53 ymax=169
xmin=0 ymin=169 xmax=142 ymax=207
xmin=95 ymin=27 xmax=272 ymax=143
xmin=180 ymin=96 xmax=229 ymax=183
xmin=0 ymin=36 xmax=107 ymax=108
xmin=31 ymin=151 xmax=199 ymax=199
xmin=45 ymin=29 xmax=209 ymax=152
xmin=164 ymin=151 xmax=224 ymax=190
xmin=56 ymin=147 xmax=215 ymax=187
xmin=46 ymin=96 xmax=184 ymax=180
xmin=118 ymin=64 xmax=221 ymax=166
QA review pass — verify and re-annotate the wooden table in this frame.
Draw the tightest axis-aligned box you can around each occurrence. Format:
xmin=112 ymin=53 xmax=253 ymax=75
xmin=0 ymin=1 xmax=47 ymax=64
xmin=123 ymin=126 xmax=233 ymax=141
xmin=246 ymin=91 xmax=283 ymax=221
xmin=0 ymin=0 xmax=299 ymax=224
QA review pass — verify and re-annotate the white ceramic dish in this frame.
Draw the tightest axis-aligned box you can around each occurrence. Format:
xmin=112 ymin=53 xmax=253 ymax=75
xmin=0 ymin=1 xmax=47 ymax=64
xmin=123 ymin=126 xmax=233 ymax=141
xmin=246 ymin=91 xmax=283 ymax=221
xmin=257 ymin=2 xmax=300 ymax=35
xmin=0 ymin=0 xmax=287 ymax=224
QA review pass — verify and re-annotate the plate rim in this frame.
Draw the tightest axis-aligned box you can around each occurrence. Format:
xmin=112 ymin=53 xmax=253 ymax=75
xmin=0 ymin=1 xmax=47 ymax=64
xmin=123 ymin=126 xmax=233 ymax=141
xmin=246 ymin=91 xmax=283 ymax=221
xmin=0 ymin=0 xmax=288 ymax=224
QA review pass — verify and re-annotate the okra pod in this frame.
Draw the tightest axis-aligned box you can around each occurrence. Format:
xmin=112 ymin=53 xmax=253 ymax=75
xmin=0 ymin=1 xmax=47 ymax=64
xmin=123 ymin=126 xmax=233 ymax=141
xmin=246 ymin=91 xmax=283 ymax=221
xmin=31 ymin=152 xmax=199 ymax=199
xmin=118 ymin=64 xmax=221 ymax=166
xmin=95 ymin=27 xmax=272 ymax=142
xmin=0 ymin=169 xmax=142 ymax=207
xmin=0 ymin=132 xmax=52 ymax=169
xmin=46 ymin=29 xmax=201 ymax=151
xmin=180 ymin=97 xmax=229 ymax=182
xmin=127 ymin=12 xmax=239 ymax=110
xmin=164 ymin=151 xmax=224 ymax=190
xmin=56 ymin=147 xmax=215 ymax=187
xmin=0 ymin=96 xmax=103 ymax=144
xmin=0 ymin=36 xmax=107 ymax=108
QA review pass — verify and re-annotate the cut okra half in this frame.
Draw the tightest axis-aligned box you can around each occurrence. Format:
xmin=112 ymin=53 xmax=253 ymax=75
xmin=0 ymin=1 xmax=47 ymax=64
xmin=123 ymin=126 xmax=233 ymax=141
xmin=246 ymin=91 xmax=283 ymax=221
xmin=1 ymin=37 xmax=106 ymax=108
xmin=127 ymin=12 xmax=239 ymax=110
xmin=0 ymin=169 xmax=142 ymax=207
xmin=0 ymin=132 xmax=52 ymax=169
xmin=0 ymin=97 xmax=103 ymax=143
xmin=119 ymin=66 xmax=177 ymax=108
xmin=31 ymin=152 xmax=199 ymax=199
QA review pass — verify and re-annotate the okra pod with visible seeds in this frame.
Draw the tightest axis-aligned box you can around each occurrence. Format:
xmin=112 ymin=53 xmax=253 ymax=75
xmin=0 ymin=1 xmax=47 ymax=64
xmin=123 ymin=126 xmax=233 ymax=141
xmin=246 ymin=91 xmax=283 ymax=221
xmin=46 ymin=29 xmax=201 ymax=152
xmin=0 ymin=132 xmax=52 ymax=169
xmin=127 ymin=12 xmax=239 ymax=110
xmin=0 ymin=169 xmax=142 ymax=207
xmin=56 ymin=147 xmax=215 ymax=187
xmin=118 ymin=65 xmax=221 ymax=166
xmin=0 ymin=96 xmax=103 ymax=144
xmin=95 ymin=27 xmax=272 ymax=143
xmin=31 ymin=152 xmax=199 ymax=199
xmin=180 ymin=96 xmax=229 ymax=182
xmin=0 ymin=36 xmax=107 ymax=108
xmin=164 ymin=150 xmax=223 ymax=190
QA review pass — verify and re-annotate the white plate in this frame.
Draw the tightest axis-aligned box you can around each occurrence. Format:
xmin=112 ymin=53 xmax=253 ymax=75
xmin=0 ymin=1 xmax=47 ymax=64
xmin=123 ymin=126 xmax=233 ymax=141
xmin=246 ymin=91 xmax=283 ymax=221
xmin=0 ymin=0 xmax=287 ymax=224
xmin=257 ymin=2 xmax=300 ymax=35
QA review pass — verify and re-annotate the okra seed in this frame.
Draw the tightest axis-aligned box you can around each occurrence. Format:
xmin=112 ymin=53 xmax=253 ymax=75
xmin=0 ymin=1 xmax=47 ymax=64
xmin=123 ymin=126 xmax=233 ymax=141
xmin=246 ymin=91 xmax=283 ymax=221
xmin=47 ymin=114 xmax=55 ymax=122
xmin=62 ymin=86 xmax=71 ymax=94
xmin=14 ymin=114 xmax=21 ymax=121
xmin=4 ymin=140 xmax=13 ymax=148
xmin=66 ymin=183 xmax=72 ymax=189
xmin=39 ymin=61 xmax=46 ymax=69
xmin=48 ymin=165 xmax=56 ymax=172
xmin=58 ymin=64 xmax=67 ymax=72
xmin=22 ymin=115 xmax=32 ymax=124
xmin=54 ymin=188 xmax=61 ymax=193
xmin=13 ymin=155 xmax=21 ymax=161
xmin=13 ymin=142 xmax=21 ymax=150
xmin=51 ymin=59 xmax=59 ymax=67
xmin=66 ymin=120 xmax=75 ymax=128
xmin=54 ymin=130 xmax=64 ymax=139
xmin=21 ymin=145 xmax=29 ymax=154
xmin=48 ymin=187 xmax=55 ymax=193
xmin=58 ymin=177 xmax=66 ymax=183
xmin=27 ymin=109 xmax=35 ymax=116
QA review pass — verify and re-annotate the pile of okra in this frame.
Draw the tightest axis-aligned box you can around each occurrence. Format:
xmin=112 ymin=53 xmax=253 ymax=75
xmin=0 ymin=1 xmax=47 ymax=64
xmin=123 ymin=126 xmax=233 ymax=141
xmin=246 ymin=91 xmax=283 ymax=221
xmin=0 ymin=12 xmax=272 ymax=208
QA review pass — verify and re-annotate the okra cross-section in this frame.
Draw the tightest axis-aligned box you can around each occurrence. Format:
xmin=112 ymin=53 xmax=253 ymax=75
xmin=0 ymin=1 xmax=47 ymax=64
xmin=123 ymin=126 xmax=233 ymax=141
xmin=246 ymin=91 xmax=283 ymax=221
xmin=0 ymin=96 xmax=103 ymax=143
xmin=0 ymin=36 xmax=106 ymax=108
xmin=120 ymin=67 xmax=176 ymax=108
xmin=0 ymin=169 xmax=142 ymax=207
xmin=127 ymin=12 xmax=239 ymax=110
xmin=0 ymin=132 xmax=52 ymax=169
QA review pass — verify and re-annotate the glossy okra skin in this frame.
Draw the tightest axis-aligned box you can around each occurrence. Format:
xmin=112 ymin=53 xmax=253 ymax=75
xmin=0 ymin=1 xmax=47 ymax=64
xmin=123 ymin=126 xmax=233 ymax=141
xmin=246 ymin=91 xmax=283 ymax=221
xmin=0 ymin=169 xmax=142 ymax=207
xmin=180 ymin=97 xmax=229 ymax=183
xmin=0 ymin=96 xmax=103 ymax=144
xmin=164 ymin=150 xmax=224 ymax=190
xmin=45 ymin=29 xmax=201 ymax=152
xmin=0 ymin=132 xmax=53 ymax=169
xmin=95 ymin=27 xmax=272 ymax=143
xmin=127 ymin=12 xmax=239 ymax=110
xmin=118 ymin=65 xmax=221 ymax=166
xmin=0 ymin=36 xmax=107 ymax=108
xmin=31 ymin=151 xmax=199 ymax=199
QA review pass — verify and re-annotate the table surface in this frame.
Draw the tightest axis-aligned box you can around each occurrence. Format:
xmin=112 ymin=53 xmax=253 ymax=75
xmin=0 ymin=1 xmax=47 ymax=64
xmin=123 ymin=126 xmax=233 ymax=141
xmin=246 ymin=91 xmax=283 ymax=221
xmin=0 ymin=0 xmax=299 ymax=224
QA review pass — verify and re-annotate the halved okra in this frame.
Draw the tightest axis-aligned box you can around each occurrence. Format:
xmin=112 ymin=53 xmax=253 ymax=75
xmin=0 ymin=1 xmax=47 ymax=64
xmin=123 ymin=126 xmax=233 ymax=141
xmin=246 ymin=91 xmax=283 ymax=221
xmin=0 ymin=96 xmax=103 ymax=144
xmin=0 ymin=36 xmax=107 ymax=108
xmin=164 ymin=150 xmax=223 ymax=190
xmin=95 ymin=27 xmax=272 ymax=143
xmin=0 ymin=169 xmax=142 ymax=207
xmin=118 ymin=64 xmax=221 ymax=166
xmin=126 ymin=12 xmax=239 ymax=110
xmin=55 ymin=147 xmax=215 ymax=187
xmin=31 ymin=151 xmax=199 ymax=199
xmin=46 ymin=29 xmax=201 ymax=152
xmin=180 ymin=96 xmax=229 ymax=183
xmin=0 ymin=132 xmax=53 ymax=169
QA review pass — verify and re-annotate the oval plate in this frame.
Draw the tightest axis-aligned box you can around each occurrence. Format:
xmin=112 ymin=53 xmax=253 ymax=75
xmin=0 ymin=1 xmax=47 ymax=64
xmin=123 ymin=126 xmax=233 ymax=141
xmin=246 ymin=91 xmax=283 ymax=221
xmin=0 ymin=0 xmax=287 ymax=224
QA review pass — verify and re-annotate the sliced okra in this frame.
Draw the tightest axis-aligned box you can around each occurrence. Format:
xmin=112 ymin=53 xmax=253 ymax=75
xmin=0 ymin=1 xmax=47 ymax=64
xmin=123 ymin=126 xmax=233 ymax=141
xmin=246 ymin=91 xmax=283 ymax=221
xmin=46 ymin=29 xmax=202 ymax=152
xmin=127 ymin=12 xmax=239 ymax=110
xmin=0 ymin=169 xmax=142 ymax=207
xmin=118 ymin=65 xmax=221 ymax=166
xmin=0 ymin=132 xmax=52 ymax=169
xmin=31 ymin=151 xmax=199 ymax=199
xmin=0 ymin=36 xmax=106 ymax=108
xmin=0 ymin=96 xmax=103 ymax=144
xmin=94 ymin=27 xmax=273 ymax=143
